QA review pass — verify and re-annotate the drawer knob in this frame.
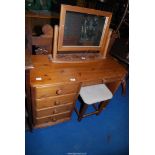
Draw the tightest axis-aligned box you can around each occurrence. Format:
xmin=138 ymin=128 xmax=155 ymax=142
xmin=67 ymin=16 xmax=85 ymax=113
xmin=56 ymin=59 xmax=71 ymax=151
xmin=56 ymin=89 xmax=62 ymax=95
xmin=51 ymin=117 xmax=56 ymax=122
xmin=55 ymin=101 xmax=60 ymax=105
xmin=53 ymin=109 xmax=57 ymax=114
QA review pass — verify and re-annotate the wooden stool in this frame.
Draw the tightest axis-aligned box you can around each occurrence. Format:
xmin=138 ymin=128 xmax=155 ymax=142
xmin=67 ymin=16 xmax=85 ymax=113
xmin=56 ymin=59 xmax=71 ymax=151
xmin=75 ymin=84 xmax=113 ymax=121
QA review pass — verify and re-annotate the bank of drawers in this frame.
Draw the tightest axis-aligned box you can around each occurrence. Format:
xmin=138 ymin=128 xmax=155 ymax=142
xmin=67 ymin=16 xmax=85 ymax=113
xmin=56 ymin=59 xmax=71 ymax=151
xmin=32 ymin=83 xmax=80 ymax=127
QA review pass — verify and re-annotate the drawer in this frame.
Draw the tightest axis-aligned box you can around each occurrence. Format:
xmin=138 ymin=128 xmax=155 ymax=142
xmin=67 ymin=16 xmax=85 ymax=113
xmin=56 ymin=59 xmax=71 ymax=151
xmin=34 ymin=83 xmax=80 ymax=99
xmin=36 ymin=103 xmax=73 ymax=117
xmin=35 ymin=112 xmax=70 ymax=125
xmin=104 ymin=77 xmax=122 ymax=83
xmin=35 ymin=94 xmax=76 ymax=109
xmin=82 ymin=79 xmax=102 ymax=87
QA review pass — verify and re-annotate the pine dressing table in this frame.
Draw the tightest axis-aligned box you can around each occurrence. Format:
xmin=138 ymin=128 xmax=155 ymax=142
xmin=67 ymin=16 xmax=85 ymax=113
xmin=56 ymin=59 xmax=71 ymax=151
xmin=26 ymin=5 xmax=127 ymax=129
xmin=28 ymin=55 xmax=127 ymax=128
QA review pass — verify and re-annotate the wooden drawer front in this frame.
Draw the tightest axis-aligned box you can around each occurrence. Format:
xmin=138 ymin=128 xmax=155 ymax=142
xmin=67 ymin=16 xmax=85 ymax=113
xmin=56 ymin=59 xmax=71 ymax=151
xmin=104 ymin=77 xmax=121 ymax=83
xmin=36 ymin=103 xmax=73 ymax=117
xmin=82 ymin=79 xmax=102 ymax=87
xmin=36 ymin=112 xmax=70 ymax=125
xmin=35 ymin=94 xmax=76 ymax=109
xmin=35 ymin=83 xmax=80 ymax=99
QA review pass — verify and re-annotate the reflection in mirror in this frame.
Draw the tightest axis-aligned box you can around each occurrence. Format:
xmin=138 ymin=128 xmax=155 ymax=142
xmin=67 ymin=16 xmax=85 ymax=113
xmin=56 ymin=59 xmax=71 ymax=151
xmin=63 ymin=11 xmax=106 ymax=46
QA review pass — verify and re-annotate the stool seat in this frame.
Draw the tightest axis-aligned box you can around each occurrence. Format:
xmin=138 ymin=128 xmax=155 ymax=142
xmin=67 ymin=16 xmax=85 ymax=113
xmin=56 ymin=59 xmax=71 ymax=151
xmin=80 ymin=84 xmax=113 ymax=105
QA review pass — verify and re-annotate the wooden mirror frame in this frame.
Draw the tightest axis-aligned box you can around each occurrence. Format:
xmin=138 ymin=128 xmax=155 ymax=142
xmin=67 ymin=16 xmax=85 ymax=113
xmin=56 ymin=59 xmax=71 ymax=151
xmin=57 ymin=4 xmax=112 ymax=52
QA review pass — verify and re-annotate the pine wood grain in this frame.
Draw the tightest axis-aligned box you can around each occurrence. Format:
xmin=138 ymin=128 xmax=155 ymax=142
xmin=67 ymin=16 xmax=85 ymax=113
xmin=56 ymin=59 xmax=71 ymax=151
xmin=29 ymin=55 xmax=127 ymax=128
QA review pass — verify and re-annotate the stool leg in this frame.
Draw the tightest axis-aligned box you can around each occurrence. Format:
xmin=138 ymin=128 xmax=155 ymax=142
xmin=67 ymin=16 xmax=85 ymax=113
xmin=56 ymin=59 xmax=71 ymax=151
xmin=97 ymin=100 xmax=109 ymax=115
xmin=78 ymin=102 xmax=88 ymax=121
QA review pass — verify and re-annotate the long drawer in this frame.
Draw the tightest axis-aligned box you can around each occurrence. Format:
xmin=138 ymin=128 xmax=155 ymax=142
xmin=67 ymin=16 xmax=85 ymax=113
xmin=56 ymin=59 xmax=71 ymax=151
xmin=35 ymin=93 xmax=76 ymax=109
xmin=35 ymin=112 xmax=71 ymax=125
xmin=34 ymin=83 xmax=80 ymax=99
xmin=36 ymin=103 xmax=73 ymax=117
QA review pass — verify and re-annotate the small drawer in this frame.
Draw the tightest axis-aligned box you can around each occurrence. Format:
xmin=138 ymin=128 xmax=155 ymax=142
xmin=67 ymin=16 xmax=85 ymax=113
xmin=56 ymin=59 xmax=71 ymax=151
xmin=34 ymin=83 xmax=80 ymax=99
xmin=36 ymin=103 xmax=73 ymax=117
xmin=35 ymin=94 xmax=76 ymax=109
xmin=82 ymin=79 xmax=102 ymax=87
xmin=104 ymin=77 xmax=122 ymax=83
xmin=35 ymin=112 xmax=70 ymax=125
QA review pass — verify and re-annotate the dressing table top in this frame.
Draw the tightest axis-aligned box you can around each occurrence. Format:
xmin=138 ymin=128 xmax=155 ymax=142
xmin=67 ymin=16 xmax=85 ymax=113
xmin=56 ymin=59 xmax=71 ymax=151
xmin=29 ymin=55 xmax=127 ymax=87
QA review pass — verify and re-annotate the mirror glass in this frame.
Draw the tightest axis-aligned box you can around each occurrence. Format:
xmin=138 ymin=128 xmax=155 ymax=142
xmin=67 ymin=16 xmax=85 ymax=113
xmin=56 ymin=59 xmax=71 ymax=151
xmin=63 ymin=11 xmax=106 ymax=46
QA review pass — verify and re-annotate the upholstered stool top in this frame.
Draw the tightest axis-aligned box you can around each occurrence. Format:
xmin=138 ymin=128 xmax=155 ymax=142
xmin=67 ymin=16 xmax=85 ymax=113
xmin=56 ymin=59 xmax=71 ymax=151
xmin=80 ymin=84 xmax=113 ymax=105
